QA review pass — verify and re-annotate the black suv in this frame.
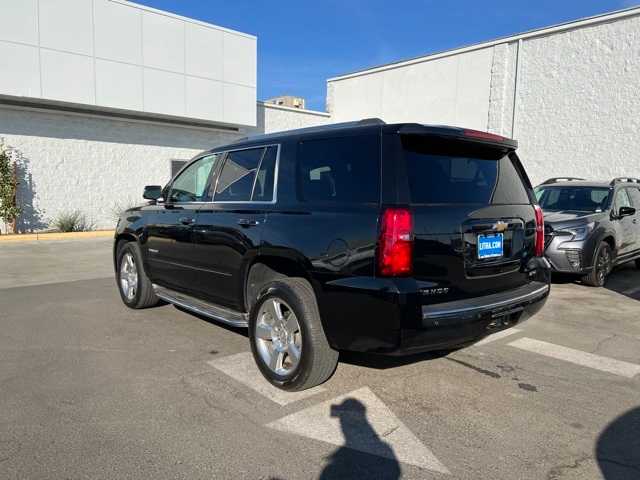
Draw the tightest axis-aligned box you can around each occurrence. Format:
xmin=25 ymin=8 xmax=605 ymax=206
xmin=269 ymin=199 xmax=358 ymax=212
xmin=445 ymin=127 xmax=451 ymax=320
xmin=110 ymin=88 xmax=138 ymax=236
xmin=535 ymin=177 xmax=640 ymax=286
xmin=114 ymin=120 xmax=550 ymax=391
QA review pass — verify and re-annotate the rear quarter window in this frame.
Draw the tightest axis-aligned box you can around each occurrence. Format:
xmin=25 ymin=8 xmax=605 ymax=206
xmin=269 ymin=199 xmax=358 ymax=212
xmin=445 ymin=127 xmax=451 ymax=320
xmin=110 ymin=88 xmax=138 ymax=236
xmin=297 ymin=135 xmax=380 ymax=204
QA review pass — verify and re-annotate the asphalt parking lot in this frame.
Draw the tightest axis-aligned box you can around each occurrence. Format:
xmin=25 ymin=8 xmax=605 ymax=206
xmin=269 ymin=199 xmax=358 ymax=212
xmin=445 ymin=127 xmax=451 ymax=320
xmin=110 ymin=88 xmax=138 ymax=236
xmin=1 ymin=239 xmax=639 ymax=480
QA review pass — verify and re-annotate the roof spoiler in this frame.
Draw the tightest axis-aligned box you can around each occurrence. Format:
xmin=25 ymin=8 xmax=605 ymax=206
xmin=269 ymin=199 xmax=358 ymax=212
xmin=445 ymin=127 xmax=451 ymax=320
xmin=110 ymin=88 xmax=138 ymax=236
xmin=540 ymin=177 xmax=585 ymax=185
xmin=610 ymin=177 xmax=640 ymax=186
xmin=397 ymin=125 xmax=518 ymax=149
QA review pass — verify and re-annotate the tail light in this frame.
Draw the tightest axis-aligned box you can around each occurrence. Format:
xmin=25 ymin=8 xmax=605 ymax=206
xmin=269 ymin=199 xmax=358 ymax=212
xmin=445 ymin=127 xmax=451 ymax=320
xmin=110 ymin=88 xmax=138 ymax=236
xmin=534 ymin=204 xmax=544 ymax=257
xmin=378 ymin=208 xmax=413 ymax=276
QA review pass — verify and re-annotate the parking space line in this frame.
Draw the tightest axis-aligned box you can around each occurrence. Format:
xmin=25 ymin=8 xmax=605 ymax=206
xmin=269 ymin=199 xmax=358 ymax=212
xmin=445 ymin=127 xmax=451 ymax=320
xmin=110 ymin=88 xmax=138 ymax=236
xmin=473 ymin=328 xmax=522 ymax=346
xmin=508 ymin=338 xmax=640 ymax=378
xmin=207 ymin=352 xmax=326 ymax=406
xmin=267 ymin=387 xmax=450 ymax=474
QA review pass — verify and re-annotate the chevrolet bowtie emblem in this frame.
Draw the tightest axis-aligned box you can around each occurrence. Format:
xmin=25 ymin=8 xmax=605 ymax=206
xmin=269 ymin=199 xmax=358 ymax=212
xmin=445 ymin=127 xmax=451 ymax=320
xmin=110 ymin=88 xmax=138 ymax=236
xmin=493 ymin=221 xmax=508 ymax=233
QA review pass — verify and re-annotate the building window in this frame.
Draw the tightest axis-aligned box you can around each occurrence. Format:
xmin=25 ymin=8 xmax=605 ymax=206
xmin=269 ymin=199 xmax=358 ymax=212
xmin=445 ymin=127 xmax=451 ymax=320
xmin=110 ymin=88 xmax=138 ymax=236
xmin=171 ymin=160 xmax=188 ymax=178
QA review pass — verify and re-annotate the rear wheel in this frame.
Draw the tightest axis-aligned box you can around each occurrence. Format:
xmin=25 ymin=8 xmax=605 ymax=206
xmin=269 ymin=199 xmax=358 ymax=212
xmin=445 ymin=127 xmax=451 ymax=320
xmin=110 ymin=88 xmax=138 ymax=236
xmin=116 ymin=241 xmax=160 ymax=308
xmin=249 ymin=278 xmax=338 ymax=391
xmin=582 ymin=242 xmax=613 ymax=287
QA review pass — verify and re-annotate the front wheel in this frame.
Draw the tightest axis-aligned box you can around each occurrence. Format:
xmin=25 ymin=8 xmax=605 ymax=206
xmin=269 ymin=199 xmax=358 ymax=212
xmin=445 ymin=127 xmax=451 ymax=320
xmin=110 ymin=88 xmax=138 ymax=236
xmin=582 ymin=242 xmax=613 ymax=287
xmin=116 ymin=241 xmax=160 ymax=309
xmin=249 ymin=278 xmax=338 ymax=391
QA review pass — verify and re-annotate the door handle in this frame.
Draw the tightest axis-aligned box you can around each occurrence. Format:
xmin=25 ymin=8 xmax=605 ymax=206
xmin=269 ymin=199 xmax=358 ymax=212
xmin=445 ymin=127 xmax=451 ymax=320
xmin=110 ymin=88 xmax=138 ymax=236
xmin=179 ymin=217 xmax=195 ymax=225
xmin=237 ymin=218 xmax=259 ymax=227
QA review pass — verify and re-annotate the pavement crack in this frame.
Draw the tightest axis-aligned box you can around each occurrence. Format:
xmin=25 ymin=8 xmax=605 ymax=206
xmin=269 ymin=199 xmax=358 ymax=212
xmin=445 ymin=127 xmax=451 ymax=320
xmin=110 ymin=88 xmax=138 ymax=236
xmin=381 ymin=425 xmax=399 ymax=438
xmin=546 ymin=454 xmax=593 ymax=480
xmin=591 ymin=334 xmax=618 ymax=354
xmin=446 ymin=358 xmax=501 ymax=379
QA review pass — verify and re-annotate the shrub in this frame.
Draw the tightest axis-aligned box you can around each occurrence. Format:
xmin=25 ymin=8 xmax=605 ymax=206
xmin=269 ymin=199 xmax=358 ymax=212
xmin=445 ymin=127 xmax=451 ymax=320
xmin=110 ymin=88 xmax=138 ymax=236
xmin=110 ymin=199 xmax=139 ymax=223
xmin=53 ymin=210 xmax=95 ymax=232
xmin=0 ymin=144 xmax=20 ymax=233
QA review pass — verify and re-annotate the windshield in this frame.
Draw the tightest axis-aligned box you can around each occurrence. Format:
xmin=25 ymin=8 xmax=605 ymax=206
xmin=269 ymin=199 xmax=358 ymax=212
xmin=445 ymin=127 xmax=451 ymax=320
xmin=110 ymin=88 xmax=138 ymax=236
xmin=534 ymin=186 xmax=611 ymax=212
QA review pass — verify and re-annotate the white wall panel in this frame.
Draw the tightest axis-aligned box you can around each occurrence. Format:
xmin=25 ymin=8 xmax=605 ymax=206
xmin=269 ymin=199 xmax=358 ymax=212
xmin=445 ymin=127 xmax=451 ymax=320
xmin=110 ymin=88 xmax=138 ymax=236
xmin=224 ymin=84 xmax=256 ymax=125
xmin=223 ymin=33 xmax=257 ymax=86
xmin=0 ymin=0 xmax=257 ymax=126
xmin=186 ymin=76 xmax=223 ymax=120
xmin=39 ymin=0 xmax=93 ymax=55
xmin=40 ymin=50 xmax=94 ymax=104
xmin=0 ymin=42 xmax=40 ymax=97
xmin=142 ymin=11 xmax=184 ymax=73
xmin=0 ymin=0 xmax=38 ymax=45
xmin=95 ymin=59 xmax=143 ymax=111
xmin=185 ymin=23 xmax=223 ymax=80
xmin=328 ymin=47 xmax=492 ymax=130
xmin=94 ymin=0 xmax=142 ymax=64
xmin=144 ymin=68 xmax=184 ymax=117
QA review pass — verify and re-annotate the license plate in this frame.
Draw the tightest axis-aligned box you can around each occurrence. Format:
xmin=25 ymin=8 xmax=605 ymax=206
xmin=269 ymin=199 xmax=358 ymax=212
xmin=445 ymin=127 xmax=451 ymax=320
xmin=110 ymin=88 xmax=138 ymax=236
xmin=477 ymin=233 xmax=504 ymax=259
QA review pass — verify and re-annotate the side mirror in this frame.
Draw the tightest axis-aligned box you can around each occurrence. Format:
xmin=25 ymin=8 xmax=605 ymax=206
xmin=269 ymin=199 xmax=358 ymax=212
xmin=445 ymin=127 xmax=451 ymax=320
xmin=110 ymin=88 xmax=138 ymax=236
xmin=143 ymin=185 xmax=163 ymax=201
xmin=618 ymin=206 xmax=636 ymax=218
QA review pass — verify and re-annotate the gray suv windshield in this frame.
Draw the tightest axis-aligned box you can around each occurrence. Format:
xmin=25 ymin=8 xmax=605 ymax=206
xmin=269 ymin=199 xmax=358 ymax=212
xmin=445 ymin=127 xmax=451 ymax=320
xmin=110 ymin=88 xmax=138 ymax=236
xmin=535 ymin=186 xmax=611 ymax=212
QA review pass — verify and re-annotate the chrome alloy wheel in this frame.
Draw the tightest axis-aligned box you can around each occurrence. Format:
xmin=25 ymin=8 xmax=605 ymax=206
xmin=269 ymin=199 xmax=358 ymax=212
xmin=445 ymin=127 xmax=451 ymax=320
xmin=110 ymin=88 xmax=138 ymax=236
xmin=596 ymin=247 xmax=612 ymax=285
xmin=255 ymin=298 xmax=302 ymax=376
xmin=119 ymin=252 xmax=138 ymax=301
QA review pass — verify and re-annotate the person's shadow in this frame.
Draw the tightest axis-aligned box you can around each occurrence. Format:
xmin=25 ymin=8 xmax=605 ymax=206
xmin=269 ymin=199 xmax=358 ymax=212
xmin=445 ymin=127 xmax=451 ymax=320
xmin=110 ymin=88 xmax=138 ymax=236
xmin=319 ymin=398 xmax=401 ymax=480
xmin=596 ymin=406 xmax=640 ymax=479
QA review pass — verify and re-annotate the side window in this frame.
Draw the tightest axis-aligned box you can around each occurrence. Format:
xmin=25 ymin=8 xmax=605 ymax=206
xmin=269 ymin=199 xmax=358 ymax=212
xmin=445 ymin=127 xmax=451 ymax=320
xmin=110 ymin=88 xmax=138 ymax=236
xmin=626 ymin=188 xmax=640 ymax=208
xmin=168 ymin=154 xmax=218 ymax=203
xmin=614 ymin=189 xmax=632 ymax=210
xmin=297 ymin=135 xmax=380 ymax=204
xmin=215 ymin=147 xmax=264 ymax=202
xmin=251 ymin=145 xmax=278 ymax=202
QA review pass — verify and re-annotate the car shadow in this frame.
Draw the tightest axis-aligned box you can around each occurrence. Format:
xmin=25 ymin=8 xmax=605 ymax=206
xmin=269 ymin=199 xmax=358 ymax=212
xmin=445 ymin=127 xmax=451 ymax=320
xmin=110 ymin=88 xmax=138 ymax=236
xmin=172 ymin=305 xmax=249 ymax=338
xmin=551 ymin=263 xmax=640 ymax=301
xmin=339 ymin=349 xmax=451 ymax=370
xmin=596 ymin=406 xmax=640 ymax=479
xmin=319 ymin=398 xmax=401 ymax=480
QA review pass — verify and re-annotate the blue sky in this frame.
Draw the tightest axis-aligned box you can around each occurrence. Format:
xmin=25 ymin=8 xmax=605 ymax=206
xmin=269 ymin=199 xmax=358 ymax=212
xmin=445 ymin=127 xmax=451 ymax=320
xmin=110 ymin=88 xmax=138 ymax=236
xmin=137 ymin=0 xmax=638 ymax=111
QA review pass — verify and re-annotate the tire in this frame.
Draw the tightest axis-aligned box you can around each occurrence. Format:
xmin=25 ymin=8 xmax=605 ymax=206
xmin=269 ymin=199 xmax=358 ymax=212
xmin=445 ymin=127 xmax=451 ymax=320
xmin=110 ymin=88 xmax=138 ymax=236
xmin=116 ymin=241 xmax=160 ymax=309
xmin=249 ymin=278 xmax=339 ymax=391
xmin=582 ymin=242 xmax=613 ymax=287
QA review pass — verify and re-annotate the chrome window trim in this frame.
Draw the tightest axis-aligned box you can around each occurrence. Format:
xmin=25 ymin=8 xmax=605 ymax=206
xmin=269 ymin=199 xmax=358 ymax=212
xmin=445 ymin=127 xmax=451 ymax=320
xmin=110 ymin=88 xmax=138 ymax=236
xmin=211 ymin=143 xmax=280 ymax=205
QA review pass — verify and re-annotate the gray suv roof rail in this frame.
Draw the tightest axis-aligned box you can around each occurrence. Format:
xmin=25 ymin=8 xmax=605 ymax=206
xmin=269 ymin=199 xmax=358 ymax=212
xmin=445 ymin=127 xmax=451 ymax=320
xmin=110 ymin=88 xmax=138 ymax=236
xmin=540 ymin=177 xmax=585 ymax=185
xmin=610 ymin=177 xmax=640 ymax=185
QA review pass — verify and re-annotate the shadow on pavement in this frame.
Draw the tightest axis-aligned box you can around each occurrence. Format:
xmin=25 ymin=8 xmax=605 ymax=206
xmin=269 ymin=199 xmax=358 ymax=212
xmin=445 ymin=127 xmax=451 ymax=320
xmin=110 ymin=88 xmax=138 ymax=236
xmin=603 ymin=263 xmax=640 ymax=301
xmin=339 ymin=350 xmax=450 ymax=370
xmin=552 ymin=263 xmax=640 ymax=301
xmin=319 ymin=398 xmax=401 ymax=480
xmin=596 ymin=406 xmax=640 ymax=479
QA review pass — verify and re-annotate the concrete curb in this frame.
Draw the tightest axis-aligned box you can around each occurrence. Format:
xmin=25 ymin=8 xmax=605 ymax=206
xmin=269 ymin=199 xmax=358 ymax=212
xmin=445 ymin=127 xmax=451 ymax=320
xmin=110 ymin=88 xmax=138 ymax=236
xmin=0 ymin=230 xmax=115 ymax=243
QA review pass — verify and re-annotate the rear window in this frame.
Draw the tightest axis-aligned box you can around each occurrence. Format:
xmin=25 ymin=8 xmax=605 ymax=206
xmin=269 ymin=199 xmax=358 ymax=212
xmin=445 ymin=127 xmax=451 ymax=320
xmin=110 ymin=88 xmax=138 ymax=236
xmin=297 ymin=135 xmax=380 ymax=204
xmin=401 ymin=136 xmax=530 ymax=205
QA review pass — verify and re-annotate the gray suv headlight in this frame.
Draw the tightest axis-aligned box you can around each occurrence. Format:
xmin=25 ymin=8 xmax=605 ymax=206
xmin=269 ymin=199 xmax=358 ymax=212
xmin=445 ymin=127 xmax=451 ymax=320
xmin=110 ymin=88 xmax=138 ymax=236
xmin=556 ymin=222 xmax=594 ymax=241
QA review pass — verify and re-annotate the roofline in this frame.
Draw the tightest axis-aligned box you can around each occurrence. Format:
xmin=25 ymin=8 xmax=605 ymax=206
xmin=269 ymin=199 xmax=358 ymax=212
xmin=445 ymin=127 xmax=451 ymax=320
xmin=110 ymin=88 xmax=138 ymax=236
xmin=109 ymin=0 xmax=256 ymax=40
xmin=327 ymin=5 xmax=640 ymax=82
xmin=257 ymin=101 xmax=331 ymax=118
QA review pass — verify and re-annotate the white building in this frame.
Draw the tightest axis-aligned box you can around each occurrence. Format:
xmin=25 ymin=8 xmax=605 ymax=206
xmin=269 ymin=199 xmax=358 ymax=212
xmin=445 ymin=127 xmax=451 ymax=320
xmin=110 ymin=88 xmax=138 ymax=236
xmin=326 ymin=6 xmax=640 ymax=185
xmin=2 ymin=2 xmax=639 ymax=232
xmin=0 ymin=0 xmax=327 ymax=232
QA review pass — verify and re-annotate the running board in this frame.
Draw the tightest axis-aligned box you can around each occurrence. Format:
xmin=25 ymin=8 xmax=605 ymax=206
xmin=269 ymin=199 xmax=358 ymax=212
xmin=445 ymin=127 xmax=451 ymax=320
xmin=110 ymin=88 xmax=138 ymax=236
xmin=153 ymin=284 xmax=248 ymax=328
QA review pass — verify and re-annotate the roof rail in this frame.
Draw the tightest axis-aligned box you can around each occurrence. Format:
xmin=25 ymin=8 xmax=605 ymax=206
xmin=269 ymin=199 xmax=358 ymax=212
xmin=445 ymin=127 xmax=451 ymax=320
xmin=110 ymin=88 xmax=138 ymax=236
xmin=540 ymin=177 xmax=586 ymax=185
xmin=610 ymin=177 xmax=640 ymax=186
xmin=235 ymin=118 xmax=386 ymax=144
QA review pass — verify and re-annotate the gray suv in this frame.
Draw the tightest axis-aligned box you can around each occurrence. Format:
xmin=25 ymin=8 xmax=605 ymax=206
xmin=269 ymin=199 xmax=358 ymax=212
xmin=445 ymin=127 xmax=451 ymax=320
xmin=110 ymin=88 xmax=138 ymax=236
xmin=535 ymin=177 xmax=640 ymax=286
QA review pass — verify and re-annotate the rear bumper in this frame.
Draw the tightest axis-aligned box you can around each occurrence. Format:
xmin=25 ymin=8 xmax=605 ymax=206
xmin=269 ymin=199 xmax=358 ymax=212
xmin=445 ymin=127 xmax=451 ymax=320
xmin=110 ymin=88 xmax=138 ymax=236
xmin=322 ymin=257 xmax=551 ymax=355
xmin=396 ymin=281 xmax=549 ymax=355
